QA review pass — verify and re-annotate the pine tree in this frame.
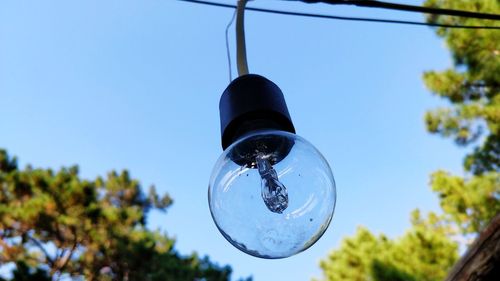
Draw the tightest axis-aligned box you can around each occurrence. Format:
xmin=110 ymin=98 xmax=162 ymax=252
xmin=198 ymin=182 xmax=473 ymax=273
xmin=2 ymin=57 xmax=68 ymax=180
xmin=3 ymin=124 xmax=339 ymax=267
xmin=0 ymin=149 xmax=233 ymax=281
xmin=316 ymin=1 xmax=499 ymax=280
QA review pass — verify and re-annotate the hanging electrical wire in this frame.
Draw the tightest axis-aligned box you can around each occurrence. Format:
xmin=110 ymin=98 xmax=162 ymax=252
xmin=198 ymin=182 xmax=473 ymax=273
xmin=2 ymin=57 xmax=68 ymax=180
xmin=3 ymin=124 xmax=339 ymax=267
xmin=236 ymin=0 xmax=249 ymax=76
xmin=177 ymin=0 xmax=500 ymax=29
xmin=298 ymin=0 xmax=500 ymax=21
xmin=225 ymin=8 xmax=237 ymax=81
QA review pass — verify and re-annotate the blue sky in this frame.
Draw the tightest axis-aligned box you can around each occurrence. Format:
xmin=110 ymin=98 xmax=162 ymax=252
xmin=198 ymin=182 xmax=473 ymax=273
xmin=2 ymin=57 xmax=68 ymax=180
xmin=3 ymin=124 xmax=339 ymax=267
xmin=0 ymin=1 xmax=467 ymax=280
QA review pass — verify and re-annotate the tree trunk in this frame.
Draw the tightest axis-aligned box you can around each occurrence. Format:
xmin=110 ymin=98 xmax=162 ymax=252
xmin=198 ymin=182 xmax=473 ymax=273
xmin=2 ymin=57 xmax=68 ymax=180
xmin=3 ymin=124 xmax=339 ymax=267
xmin=446 ymin=213 xmax=500 ymax=281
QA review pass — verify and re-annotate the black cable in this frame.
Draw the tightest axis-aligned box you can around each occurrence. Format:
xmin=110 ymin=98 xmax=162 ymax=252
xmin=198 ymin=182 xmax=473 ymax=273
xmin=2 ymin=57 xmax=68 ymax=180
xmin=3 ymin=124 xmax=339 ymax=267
xmin=177 ymin=0 xmax=500 ymax=29
xmin=303 ymin=1 xmax=500 ymax=21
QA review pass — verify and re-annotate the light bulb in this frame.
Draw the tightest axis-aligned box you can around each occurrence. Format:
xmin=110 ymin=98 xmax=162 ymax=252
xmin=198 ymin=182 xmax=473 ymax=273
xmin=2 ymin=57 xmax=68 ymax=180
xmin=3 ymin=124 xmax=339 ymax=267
xmin=210 ymin=74 xmax=336 ymax=259
xmin=209 ymin=130 xmax=336 ymax=259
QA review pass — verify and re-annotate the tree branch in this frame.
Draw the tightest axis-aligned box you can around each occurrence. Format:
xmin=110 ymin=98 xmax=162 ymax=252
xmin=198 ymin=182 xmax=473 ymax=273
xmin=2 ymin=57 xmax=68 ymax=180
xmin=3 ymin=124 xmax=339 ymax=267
xmin=28 ymin=236 xmax=55 ymax=267
xmin=57 ymin=238 xmax=78 ymax=273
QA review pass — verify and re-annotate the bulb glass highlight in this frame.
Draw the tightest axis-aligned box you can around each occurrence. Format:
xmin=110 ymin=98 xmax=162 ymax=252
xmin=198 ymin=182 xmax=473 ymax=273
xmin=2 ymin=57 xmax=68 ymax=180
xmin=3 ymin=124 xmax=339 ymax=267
xmin=209 ymin=130 xmax=336 ymax=259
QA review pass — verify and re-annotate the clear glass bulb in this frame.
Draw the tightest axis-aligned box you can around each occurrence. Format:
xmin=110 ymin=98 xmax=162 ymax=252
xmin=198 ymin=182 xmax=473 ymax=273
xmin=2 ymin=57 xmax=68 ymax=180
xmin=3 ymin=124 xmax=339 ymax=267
xmin=209 ymin=130 xmax=336 ymax=259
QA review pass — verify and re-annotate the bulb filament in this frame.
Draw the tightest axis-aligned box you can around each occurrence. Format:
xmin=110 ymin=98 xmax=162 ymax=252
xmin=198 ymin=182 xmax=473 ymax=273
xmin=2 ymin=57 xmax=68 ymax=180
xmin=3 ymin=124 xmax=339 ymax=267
xmin=256 ymin=153 xmax=288 ymax=213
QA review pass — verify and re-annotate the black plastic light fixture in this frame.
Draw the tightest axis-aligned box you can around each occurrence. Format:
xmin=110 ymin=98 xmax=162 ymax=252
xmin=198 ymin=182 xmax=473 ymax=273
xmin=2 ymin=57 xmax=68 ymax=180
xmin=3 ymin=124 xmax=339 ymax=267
xmin=208 ymin=0 xmax=336 ymax=259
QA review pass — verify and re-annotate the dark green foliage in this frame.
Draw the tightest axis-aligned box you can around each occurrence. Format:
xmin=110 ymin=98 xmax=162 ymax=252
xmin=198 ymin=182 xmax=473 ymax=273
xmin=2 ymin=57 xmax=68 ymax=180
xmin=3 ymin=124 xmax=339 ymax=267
xmin=0 ymin=149 xmax=232 ymax=281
